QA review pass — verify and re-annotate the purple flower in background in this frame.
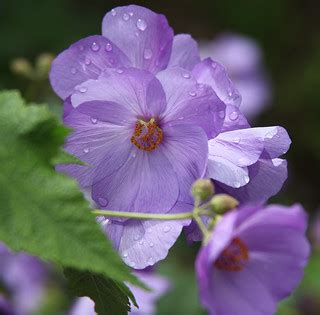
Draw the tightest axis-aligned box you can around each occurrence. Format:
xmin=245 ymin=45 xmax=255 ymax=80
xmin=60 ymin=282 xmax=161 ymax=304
xmin=0 ymin=243 xmax=47 ymax=315
xmin=0 ymin=296 xmax=14 ymax=315
xmin=196 ymin=204 xmax=310 ymax=315
xmin=200 ymin=34 xmax=271 ymax=118
xmin=69 ymin=270 xmax=169 ymax=315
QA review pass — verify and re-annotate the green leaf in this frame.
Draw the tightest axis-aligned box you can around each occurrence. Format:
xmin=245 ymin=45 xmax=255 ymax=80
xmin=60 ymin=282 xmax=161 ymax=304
xmin=0 ymin=91 xmax=139 ymax=287
xmin=65 ymin=268 xmax=138 ymax=315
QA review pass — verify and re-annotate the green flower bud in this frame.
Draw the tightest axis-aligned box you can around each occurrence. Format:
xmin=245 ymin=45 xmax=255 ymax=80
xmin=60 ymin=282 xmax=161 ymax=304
xmin=209 ymin=194 xmax=239 ymax=214
xmin=35 ymin=53 xmax=55 ymax=78
xmin=192 ymin=179 xmax=214 ymax=201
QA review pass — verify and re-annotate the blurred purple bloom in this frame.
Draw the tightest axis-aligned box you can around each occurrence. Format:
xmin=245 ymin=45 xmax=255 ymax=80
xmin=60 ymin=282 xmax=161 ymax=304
xmin=69 ymin=270 xmax=169 ymax=315
xmin=0 ymin=243 xmax=47 ymax=315
xmin=196 ymin=204 xmax=310 ymax=315
xmin=0 ymin=296 xmax=14 ymax=315
xmin=200 ymin=34 xmax=271 ymax=118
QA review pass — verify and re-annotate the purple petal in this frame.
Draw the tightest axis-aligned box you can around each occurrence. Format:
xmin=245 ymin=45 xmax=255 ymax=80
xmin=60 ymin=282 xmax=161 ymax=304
xmin=102 ymin=5 xmax=173 ymax=73
xmin=192 ymin=58 xmax=242 ymax=107
xmin=167 ymin=34 xmax=200 ymax=70
xmin=161 ymin=124 xmax=209 ymax=203
xmin=222 ymin=104 xmax=249 ymax=132
xmin=128 ymin=271 xmax=170 ymax=314
xmin=157 ymin=67 xmax=225 ymax=138
xmin=92 ymin=147 xmax=179 ymax=214
xmin=104 ymin=218 xmax=185 ymax=269
xmin=49 ymin=35 xmax=130 ymax=99
xmin=71 ymin=68 xmax=167 ymax=118
xmin=217 ymin=158 xmax=288 ymax=203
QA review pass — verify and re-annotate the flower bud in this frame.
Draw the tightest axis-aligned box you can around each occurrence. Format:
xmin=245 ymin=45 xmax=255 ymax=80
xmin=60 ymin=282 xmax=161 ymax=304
xmin=35 ymin=53 xmax=55 ymax=78
xmin=209 ymin=194 xmax=239 ymax=214
xmin=192 ymin=179 xmax=214 ymax=201
xmin=10 ymin=58 xmax=33 ymax=77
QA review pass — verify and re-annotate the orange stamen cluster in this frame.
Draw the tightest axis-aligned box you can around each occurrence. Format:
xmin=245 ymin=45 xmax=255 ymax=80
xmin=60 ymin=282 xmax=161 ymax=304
xmin=131 ymin=118 xmax=163 ymax=152
xmin=214 ymin=237 xmax=249 ymax=272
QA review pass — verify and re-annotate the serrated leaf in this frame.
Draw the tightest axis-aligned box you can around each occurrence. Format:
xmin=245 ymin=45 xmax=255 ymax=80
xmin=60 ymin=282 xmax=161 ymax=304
xmin=0 ymin=91 xmax=139 ymax=289
xmin=65 ymin=268 xmax=138 ymax=315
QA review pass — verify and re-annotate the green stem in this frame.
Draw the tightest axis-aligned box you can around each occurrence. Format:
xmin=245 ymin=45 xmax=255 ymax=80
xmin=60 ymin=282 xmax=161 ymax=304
xmin=92 ymin=209 xmax=193 ymax=221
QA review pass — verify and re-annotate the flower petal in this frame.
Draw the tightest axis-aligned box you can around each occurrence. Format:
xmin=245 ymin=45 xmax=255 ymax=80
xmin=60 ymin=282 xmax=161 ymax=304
xmin=167 ymin=34 xmax=200 ymax=70
xmin=92 ymin=147 xmax=179 ymax=214
xmin=71 ymin=68 xmax=167 ymax=118
xmin=102 ymin=5 xmax=173 ymax=73
xmin=222 ymin=104 xmax=249 ymax=132
xmin=49 ymin=35 xmax=131 ymax=99
xmin=104 ymin=218 xmax=185 ymax=269
xmin=192 ymin=58 xmax=242 ymax=107
xmin=157 ymin=67 xmax=225 ymax=138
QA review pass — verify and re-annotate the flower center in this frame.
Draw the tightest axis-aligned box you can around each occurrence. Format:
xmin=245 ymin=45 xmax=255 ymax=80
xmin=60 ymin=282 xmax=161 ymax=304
xmin=131 ymin=118 xmax=163 ymax=152
xmin=214 ymin=237 xmax=249 ymax=272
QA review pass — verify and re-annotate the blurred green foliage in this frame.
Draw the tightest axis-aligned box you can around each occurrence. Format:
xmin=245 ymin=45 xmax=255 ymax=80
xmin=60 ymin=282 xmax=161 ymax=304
xmin=1 ymin=0 xmax=320 ymax=314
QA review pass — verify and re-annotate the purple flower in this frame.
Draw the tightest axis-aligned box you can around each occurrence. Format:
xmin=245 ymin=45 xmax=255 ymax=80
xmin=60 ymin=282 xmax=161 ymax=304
xmin=200 ymin=34 xmax=271 ymax=118
xmin=196 ymin=204 xmax=310 ymax=315
xmin=0 ymin=243 xmax=47 ymax=315
xmin=0 ymin=296 xmax=14 ymax=315
xmin=69 ymin=270 xmax=170 ymax=315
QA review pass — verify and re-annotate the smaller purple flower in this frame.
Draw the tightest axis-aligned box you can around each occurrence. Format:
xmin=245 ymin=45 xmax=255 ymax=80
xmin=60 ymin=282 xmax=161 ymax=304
xmin=69 ymin=270 xmax=170 ymax=315
xmin=196 ymin=204 xmax=310 ymax=315
xmin=200 ymin=33 xmax=271 ymax=118
xmin=0 ymin=243 xmax=47 ymax=315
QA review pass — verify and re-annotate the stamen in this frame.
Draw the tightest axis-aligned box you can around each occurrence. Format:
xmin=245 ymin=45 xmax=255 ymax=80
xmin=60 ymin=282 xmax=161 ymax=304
xmin=214 ymin=237 xmax=249 ymax=272
xmin=131 ymin=118 xmax=163 ymax=152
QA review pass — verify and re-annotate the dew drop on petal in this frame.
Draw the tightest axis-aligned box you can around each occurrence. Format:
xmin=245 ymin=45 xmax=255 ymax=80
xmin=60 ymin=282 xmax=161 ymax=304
xmin=136 ymin=18 xmax=147 ymax=31
xmin=244 ymin=174 xmax=250 ymax=184
xmin=182 ymin=72 xmax=191 ymax=79
xmin=148 ymin=257 xmax=154 ymax=265
xmin=111 ymin=9 xmax=117 ymax=16
xmin=105 ymin=42 xmax=113 ymax=52
xmin=229 ymin=111 xmax=239 ymax=121
xmin=146 ymin=227 xmax=152 ymax=233
xmin=143 ymin=48 xmax=153 ymax=60
xmin=98 ymin=197 xmax=108 ymax=207
xmin=189 ymin=91 xmax=197 ymax=97
xmin=71 ymin=67 xmax=77 ymax=74
xmin=85 ymin=58 xmax=91 ymax=65
xmin=134 ymin=234 xmax=140 ymax=241
xmin=235 ymin=181 xmax=241 ymax=188
xmin=90 ymin=117 xmax=97 ymax=124
xmin=233 ymin=137 xmax=240 ymax=144
xmin=227 ymin=88 xmax=233 ymax=97
xmin=122 ymin=252 xmax=128 ymax=258
xmin=91 ymin=42 xmax=100 ymax=52
xmin=129 ymin=261 xmax=136 ymax=268
xmin=123 ymin=13 xmax=130 ymax=21
xmin=139 ymin=239 xmax=144 ymax=245
xmin=163 ymin=225 xmax=171 ymax=233
xmin=116 ymin=69 xmax=124 ymax=74
xmin=83 ymin=147 xmax=89 ymax=153
xmin=149 ymin=242 xmax=154 ymax=248
xmin=109 ymin=58 xmax=115 ymax=64
xmin=129 ymin=12 xmax=134 ymax=16
xmin=79 ymin=86 xmax=87 ymax=93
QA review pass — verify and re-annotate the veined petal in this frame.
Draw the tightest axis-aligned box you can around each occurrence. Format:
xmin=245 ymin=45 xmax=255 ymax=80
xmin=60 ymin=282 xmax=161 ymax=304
xmin=49 ymin=35 xmax=131 ymax=99
xmin=168 ymin=34 xmax=200 ymax=70
xmin=102 ymin=5 xmax=173 ymax=73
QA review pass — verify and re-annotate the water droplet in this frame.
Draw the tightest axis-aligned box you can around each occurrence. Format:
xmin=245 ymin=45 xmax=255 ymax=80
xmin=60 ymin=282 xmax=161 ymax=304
xmin=129 ymin=12 xmax=134 ymax=16
xmin=71 ymin=67 xmax=77 ymax=74
xmin=197 ymin=83 xmax=204 ymax=89
xmin=123 ymin=13 xmax=130 ymax=20
xmin=131 ymin=152 xmax=136 ymax=158
xmin=182 ymin=72 xmax=191 ymax=79
xmin=189 ymin=91 xmax=197 ymax=97
xmin=148 ymin=257 xmax=154 ymax=265
xmin=91 ymin=117 xmax=97 ymax=124
xmin=233 ymin=137 xmax=240 ymax=144
xmin=134 ymin=234 xmax=140 ymax=241
xmin=122 ymin=252 xmax=128 ymax=258
xmin=111 ymin=9 xmax=117 ymax=16
xmin=116 ymin=69 xmax=124 ymax=74
xmin=244 ymin=175 xmax=250 ymax=184
xmin=143 ymin=48 xmax=153 ymax=60
xmin=105 ymin=42 xmax=113 ymax=52
xmin=79 ymin=86 xmax=87 ymax=93
xmin=149 ymin=242 xmax=154 ymax=248
xmin=229 ymin=111 xmax=239 ymax=121
xmin=211 ymin=62 xmax=217 ymax=69
xmin=238 ymin=157 xmax=249 ymax=165
xmin=91 ymin=42 xmax=100 ymax=52
xmin=98 ymin=197 xmax=108 ymax=207
xmin=227 ymin=88 xmax=233 ymax=97
xmin=83 ymin=147 xmax=89 ymax=153
xmin=109 ymin=58 xmax=115 ymax=64
xmin=218 ymin=110 xmax=226 ymax=119
xmin=129 ymin=261 xmax=136 ymax=268
xmin=136 ymin=18 xmax=147 ymax=31
xmin=139 ymin=239 xmax=144 ymax=245
xmin=135 ymin=32 xmax=139 ymax=37
xmin=163 ymin=225 xmax=171 ymax=233
xmin=85 ymin=58 xmax=91 ymax=65
xmin=235 ymin=181 xmax=241 ymax=188
xmin=146 ymin=227 xmax=152 ymax=233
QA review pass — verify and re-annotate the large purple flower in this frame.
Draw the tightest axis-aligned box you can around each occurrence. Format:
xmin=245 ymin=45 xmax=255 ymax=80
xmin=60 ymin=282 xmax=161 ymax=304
xmin=200 ymin=34 xmax=271 ymax=118
xmin=0 ymin=243 xmax=47 ymax=315
xmin=69 ymin=270 xmax=169 ymax=315
xmin=196 ymin=204 xmax=310 ymax=315
xmin=57 ymin=66 xmax=225 ymax=269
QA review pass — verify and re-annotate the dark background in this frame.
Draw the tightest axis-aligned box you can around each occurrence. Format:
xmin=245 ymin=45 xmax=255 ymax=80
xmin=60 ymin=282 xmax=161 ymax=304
xmin=1 ymin=1 xmax=320 ymax=314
